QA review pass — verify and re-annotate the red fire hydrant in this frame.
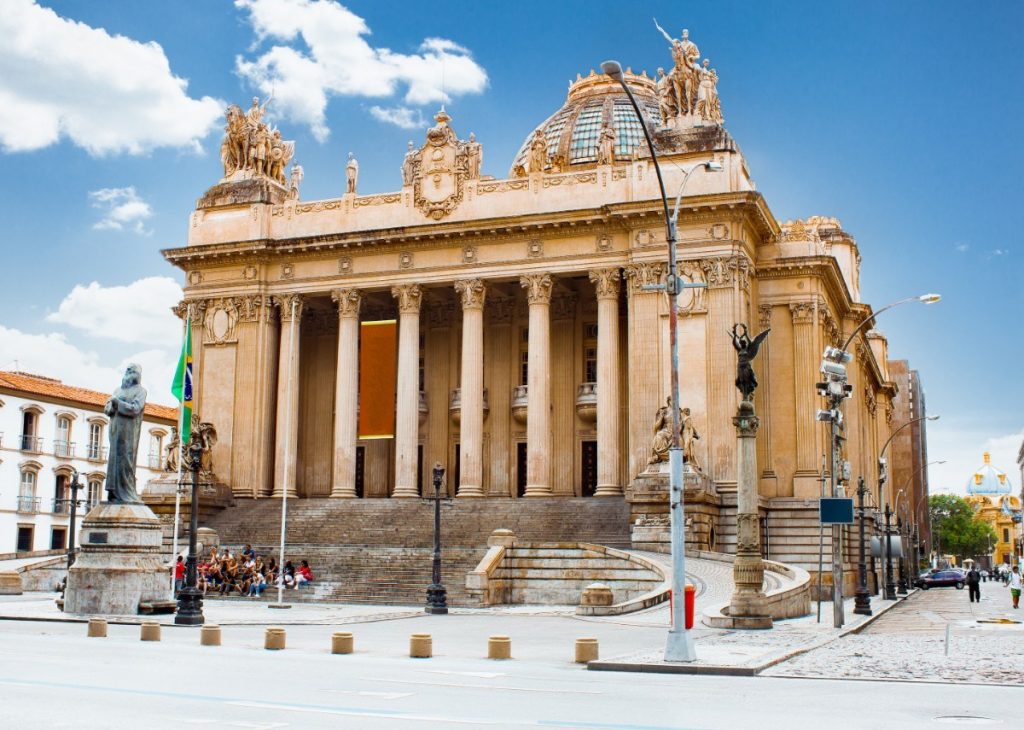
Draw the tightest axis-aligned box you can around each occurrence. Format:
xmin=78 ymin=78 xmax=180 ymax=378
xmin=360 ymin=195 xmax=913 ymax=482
xmin=669 ymin=583 xmax=697 ymax=629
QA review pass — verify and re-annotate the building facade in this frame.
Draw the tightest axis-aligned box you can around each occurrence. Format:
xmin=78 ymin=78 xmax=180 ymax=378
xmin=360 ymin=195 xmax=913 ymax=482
xmin=887 ymin=361 xmax=931 ymax=552
xmin=0 ymin=371 xmax=175 ymax=555
xmin=163 ymin=32 xmax=922 ymax=583
xmin=965 ymin=452 xmax=1021 ymax=567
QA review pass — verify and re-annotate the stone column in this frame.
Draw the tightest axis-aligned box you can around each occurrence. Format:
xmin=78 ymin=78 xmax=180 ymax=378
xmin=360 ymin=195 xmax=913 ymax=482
xmin=330 ymin=288 xmax=360 ymax=498
xmin=728 ymin=399 xmax=771 ymax=627
xmin=392 ymin=284 xmax=423 ymax=498
xmin=790 ymin=302 xmax=818 ymax=491
xmin=590 ymin=268 xmax=622 ymax=496
xmin=624 ymin=263 xmax=665 ymax=481
xmin=272 ymin=293 xmax=304 ymax=498
xmin=454 ymin=279 xmax=486 ymax=497
xmin=520 ymin=273 xmax=553 ymax=497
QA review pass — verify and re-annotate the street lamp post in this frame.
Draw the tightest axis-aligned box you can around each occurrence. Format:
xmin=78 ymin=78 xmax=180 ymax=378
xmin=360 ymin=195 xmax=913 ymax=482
xmin=65 ymin=469 xmax=86 ymax=571
xmin=174 ymin=433 xmax=205 ymax=626
xmin=896 ymin=516 xmax=908 ymax=595
xmin=853 ymin=477 xmax=872 ymax=615
xmin=883 ymin=502 xmax=896 ymax=600
xmin=815 ymin=294 xmax=940 ymax=627
xmin=425 ymin=463 xmax=448 ymax=615
xmin=601 ymin=59 xmax=720 ymax=662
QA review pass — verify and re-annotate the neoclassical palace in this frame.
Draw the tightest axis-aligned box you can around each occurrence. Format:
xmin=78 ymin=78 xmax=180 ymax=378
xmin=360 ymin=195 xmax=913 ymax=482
xmin=164 ymin=32 xmax=923 ymax=577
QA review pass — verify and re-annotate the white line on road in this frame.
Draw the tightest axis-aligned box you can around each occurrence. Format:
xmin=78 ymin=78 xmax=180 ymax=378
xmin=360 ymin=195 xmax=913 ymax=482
xmin=364 ymin=677 xmax=602 ymax=695
xmin=425 ymin=670 xmax=507 ymax=678
xmin=228 ymin=700 xmax=505 ymax=725
xmin=318 ymin=689 xmax=414 ymax=700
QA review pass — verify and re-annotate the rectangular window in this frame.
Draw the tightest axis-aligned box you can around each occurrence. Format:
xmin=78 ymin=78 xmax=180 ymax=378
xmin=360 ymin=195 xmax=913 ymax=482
xmin=16 ymin=526 xmax=33 ymax=553
xmin=584 ymin=346 xmax=598 ymax=383
xmin=50 ymin=528 xmax=67 ymax=551
xmin=19 ymin=471 xmax=36 ymax=498
xmin=516 ymin=443 xmax=527 ymax=498
xmin=88 ymin=480 xmax=102 ymax=507
xmin=1004 ymin=528 xmax=1010 ymax=543
xmin=520 ymin=351 xmax=529 ymax=386
xmin=88 ymin=423 xmax=103 ymax=460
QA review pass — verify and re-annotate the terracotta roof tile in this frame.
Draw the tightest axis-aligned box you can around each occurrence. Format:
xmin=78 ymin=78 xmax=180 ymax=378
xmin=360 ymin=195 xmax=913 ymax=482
xmin=0 ymin=371 xmax=177 ymax=422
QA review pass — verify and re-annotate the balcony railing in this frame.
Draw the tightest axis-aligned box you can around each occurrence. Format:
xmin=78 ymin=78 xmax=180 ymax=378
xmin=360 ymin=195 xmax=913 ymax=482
xmin=16 ymin=496 xmax=41 ymax=514
xmin=86 ymin=444 xmax=108 ymax=461
xmin=52 ymin=498 xmax=70 ymax=515
xmin=19 ymin=434 xmax=43 ymax=453
xmin=53 ymin=440 xmax=76 ymax=458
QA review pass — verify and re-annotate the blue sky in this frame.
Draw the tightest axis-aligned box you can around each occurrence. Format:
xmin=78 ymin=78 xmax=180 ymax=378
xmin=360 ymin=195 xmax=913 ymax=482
xmin=0 ymin=0 xmax=1021 ymax=494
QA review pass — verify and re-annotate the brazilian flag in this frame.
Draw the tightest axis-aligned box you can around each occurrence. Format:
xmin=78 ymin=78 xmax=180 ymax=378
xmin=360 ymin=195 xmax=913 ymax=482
xmin=171 ymin=317 xmax=194 ymax=444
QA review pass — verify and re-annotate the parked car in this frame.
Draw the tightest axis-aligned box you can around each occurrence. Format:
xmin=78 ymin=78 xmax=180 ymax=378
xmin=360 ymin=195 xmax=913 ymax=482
xmin=915 ymin=569 xmax=965 ymax=590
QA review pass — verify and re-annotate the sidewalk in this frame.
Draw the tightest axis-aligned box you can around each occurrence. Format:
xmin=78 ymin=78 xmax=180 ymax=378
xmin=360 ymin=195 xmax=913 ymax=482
xmin=589 ymin=593 xmax=910 ymax=676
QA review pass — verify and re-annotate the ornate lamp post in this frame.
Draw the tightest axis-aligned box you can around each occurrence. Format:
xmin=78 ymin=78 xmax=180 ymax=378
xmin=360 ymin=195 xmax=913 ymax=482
xmin=65 ymin=469 xmax=86 ymax=571
xmin=853 ymin=477 xmax=872 ymax=615
xmin=174 ymin=432 xmax=205 ymax=626
xmin=425 ymin=462 xmax=448 ymax=615
xmin=883 ymin=502 xmax=896 ymax=600
xmin=896 ymin=516 xmax=908 ymax=595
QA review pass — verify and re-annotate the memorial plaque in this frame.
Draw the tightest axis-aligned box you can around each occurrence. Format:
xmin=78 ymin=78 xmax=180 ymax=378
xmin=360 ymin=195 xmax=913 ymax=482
xmin=88 ymin=532 xmax=108 ymax=544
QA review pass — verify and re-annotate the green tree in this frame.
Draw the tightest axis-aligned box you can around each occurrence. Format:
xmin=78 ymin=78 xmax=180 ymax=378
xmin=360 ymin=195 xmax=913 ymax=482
xmin=929 ymin=494 xmax=998 ymax=560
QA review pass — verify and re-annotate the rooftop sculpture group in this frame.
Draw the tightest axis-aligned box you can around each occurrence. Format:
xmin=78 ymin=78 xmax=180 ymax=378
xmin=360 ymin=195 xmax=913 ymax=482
xmin=655 ymin=22 xmax=723 ymax=126
xmin=220 ymin=96 xmax=295 ymax=185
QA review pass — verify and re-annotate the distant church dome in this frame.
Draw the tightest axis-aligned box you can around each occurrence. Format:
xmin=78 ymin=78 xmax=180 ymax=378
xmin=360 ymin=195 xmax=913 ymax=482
xmin=510 ymin=69 xmax=662 ymax=175
xmin=966 ymin=452 xmax=1013 ymax=495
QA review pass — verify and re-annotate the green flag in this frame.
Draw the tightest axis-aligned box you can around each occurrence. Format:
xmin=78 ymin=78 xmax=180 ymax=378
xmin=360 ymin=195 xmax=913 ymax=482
xmin=171 ymin=317 xmax=194 ymax=444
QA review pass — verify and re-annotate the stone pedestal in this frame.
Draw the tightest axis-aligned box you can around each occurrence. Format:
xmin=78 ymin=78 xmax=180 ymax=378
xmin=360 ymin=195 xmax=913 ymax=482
xmin=64 ymin=503 xmax=169 ymax=615
xmin=625 ymin=462 xmax=720 ymax=552
xmin=727 ymin=400 xmax=772 ymax=628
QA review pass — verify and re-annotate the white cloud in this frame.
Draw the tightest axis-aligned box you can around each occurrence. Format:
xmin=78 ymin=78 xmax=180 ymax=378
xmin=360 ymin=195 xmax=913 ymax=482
xmin=369 ymin=105 xmax=425 ymax=130
xmin=89 ymin=187 xmax=153 ymax=233
xmin=990 ymin=248 xmax=1008 ymax=257
xmin=46 ymin=277 xmax=183 ymax=347
xmin=0 ymin=0 xmax=223 ymax=155
xmin=0 ymin=326 xmax=177 ymax=404
xmin=954 ymin=243 xmax=969 ymax=253
xmin=235 ymin=0 xmax=488 ymax=140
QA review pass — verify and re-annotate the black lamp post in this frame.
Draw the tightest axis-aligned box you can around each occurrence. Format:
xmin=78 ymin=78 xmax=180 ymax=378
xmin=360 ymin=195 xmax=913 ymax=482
xmin=896 ymin=517 xmax=908 ymax=595
xmin=425 ymin=462 xmax=448 ymax=615
xmin=65 ymin=469 xmax=86 ymax=571
xmin=174 ymin=433 xmax=205 ymax=625
xmin=883 ymin=503 xmax=896 ymax=600
xmin=853 ymin=477 xmax=872 ymax=615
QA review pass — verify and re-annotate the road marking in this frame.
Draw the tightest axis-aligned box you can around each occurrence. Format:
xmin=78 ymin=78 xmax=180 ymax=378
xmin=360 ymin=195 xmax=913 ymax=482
xmin=365 ymin=677 xmax=601 ymax=695
xmin=425 ymin=670 xmax=506 ymax=679
xmin=319 ymin=689 xmax=414 ymax=700
xmin=228 ymin=701 xmax=502 ymax=725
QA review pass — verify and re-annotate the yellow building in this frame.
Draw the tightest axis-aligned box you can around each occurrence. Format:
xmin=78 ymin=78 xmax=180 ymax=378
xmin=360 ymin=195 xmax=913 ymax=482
xmin=965 ymin=452 xmax=1021 ymax=567
xmin=160 ymin=29 xmax=921 ymax=596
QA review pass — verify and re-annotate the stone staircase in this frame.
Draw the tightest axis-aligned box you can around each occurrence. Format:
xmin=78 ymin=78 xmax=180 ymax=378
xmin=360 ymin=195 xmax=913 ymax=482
xmin=204 ymin=498 xmax=631 ymax=606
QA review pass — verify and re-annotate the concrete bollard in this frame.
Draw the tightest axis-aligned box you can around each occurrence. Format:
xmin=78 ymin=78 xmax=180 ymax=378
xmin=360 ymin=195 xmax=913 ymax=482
xmin=140 ymin=621 xmax=161 ymax=642
xmin=409 ymin=633 xmax=432 ymax=658
xmin=580 ymin=583 xmax=614 ymax=608
xmin=575 ymin=637 xmax=599 ymax=663
xmin=200 ymin=624 xmax=222 ymax=647
xmin=488 ymin=635 xmax=512 ymax=660
xmin=331 ymin=631 xmax=354 ymax=655
xmin=87 ymin=618 xmax=107 ymax=638
xmin=265 ymin=627 xmax=286 ymax=651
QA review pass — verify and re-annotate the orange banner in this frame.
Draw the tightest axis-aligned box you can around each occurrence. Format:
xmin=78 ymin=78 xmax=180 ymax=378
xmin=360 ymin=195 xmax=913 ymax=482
xmin=358 ymin=320 xmax=397 ymax=439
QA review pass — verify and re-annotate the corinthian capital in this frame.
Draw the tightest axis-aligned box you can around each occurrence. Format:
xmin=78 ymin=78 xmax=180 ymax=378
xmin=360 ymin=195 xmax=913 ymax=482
xmin=391 ymin=284 xmax=423 ymax=314
xmin=589 ymin=268 xmax=621 ymax=300
xmin=623 ymin=262 xmax=665 ymax=293
xmin=520 ymin=273 xmax=553 ymax=305
xmin=273 ymin=293 xmax=305 ymax=322
xmin=454 ymin=279 xmax=486 ymax=310
xmin=331 ymin=288 xmax=361 ymax=318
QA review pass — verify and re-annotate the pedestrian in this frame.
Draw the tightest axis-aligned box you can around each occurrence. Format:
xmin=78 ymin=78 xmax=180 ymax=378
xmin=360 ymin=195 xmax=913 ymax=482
xmin=966 ymin=565 xmax=981 ymax=603
xmin=173 ymin=555 xmax=185 ymax=595
xmin=1010 ymin=565 xmax=1022 ymax=610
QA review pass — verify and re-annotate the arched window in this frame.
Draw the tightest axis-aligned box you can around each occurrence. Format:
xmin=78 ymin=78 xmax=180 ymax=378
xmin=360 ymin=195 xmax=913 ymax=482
xmin=17 ymin=466 xmax=39 ymax=513
xmin=87 ymin=479 xmax=103 ymax=508
xmin=55 ymin=415 xmax=73 ymax=458
xmin=20 ymin=405 xmax=43 ymax=452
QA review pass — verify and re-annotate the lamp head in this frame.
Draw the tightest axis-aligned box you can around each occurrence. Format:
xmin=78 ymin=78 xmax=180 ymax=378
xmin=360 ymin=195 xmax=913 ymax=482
xmin=704 ymin=160 xmax=723 ymax=172
xmin=601 ymin=60 xmax=624 ymax=81
xmin=918 ymin=293 xmax=941 ymax=304
xmin=927 ymin=415 xmax=940 ymax=421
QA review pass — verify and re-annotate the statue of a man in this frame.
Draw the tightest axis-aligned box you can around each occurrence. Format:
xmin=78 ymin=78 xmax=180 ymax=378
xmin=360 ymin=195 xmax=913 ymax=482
xmin=402 ymin=141 xmax=417 ymax=186
xmin=104 ymin=364 xmax=148 ymax=504
xmin=346 ymin=152 xmax=359 ymax=194
xmin=597 ymin=125 xmax=616 ymax=165
xmin=465 ymin=132 xmax=483 ymax=179
xmin=730 ymin=323 xmax=770 ymax=401
xmin=696 ymin=59 xmax=723 ymax=123
xmin=288 ymin=162 xmax=303 ymax=200
xmin=681 ymin=407 xmax=701 ymax=470
xmin=164 ymin=426 xmax=179 ymax=473
xmin=527 ymin=130 xmax=548 ymax=173
xmin=656 ymin=67 xmax=677 ymax=125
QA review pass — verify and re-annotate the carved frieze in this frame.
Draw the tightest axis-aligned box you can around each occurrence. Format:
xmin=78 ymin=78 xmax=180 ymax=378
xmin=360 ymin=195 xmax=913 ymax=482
xmin=338 ymin=257 xmax=352 ymax=274
xmin=520 ymin=273 xmax=553 ymax=305
xmin=527 ymin=239 xmax=544 ymax=258
xmin=413 ymin=109 xmax=466 ymax=220
xmin=551 ymin=292 xmax=578 ymax=320
xmin=476 ymin=180 xmax=529 ymax=195
xmin=354 ymin=193 xmax=402 ymax=207
xmin=676 ymin=260 xmax=707 ymax=313
xmin=426 ymin=299 xmax=454 ymax=328
xmin=398 ymin=251 xmax=414 ymax=269
xmin=487 ymin=296 xmax=514 ymax=324
xmin=699 ymin=255 xmax=750 ymax=290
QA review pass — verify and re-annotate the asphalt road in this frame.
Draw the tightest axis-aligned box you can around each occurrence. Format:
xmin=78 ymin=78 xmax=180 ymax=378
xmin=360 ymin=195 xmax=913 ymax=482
xmin=1 ymin=616 xmax=1020 ymax=729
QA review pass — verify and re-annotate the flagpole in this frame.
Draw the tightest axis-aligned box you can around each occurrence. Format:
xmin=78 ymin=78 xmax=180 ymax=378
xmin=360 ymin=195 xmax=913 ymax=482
xmin=169 ymin=315 xmax=189 ymax=598
xmin=275 ymin=298 xmax=297 ymax=607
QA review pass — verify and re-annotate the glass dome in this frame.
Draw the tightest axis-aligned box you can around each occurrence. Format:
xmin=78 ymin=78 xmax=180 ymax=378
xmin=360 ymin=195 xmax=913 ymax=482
xmin=510 ymin=69 xmax=662 ymax=174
